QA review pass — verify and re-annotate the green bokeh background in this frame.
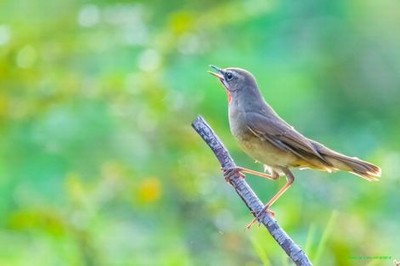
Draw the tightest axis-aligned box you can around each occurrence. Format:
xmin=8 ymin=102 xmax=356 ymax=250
xmin=1 ymin=0 xmax=399 ymax=265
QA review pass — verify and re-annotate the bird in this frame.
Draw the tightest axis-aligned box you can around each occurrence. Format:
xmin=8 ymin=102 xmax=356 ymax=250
xmin=208 ymin=65 xmax=381 ymax=228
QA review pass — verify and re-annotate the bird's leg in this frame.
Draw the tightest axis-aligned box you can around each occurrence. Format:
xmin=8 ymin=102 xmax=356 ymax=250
xmin=222 ymin=166 xmax=278 ymax=183
xmin=246 ymin=168 xmax=295 ymax=229
xmin=239 ymin=167 xmax=280 ymax=180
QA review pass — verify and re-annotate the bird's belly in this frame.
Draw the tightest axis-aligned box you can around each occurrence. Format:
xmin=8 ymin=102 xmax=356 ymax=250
xmin=236 ymin=133 xmax=298 ymax=168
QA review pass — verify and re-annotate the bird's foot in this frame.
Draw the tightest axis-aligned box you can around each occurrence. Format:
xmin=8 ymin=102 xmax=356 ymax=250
xmin=221 ymin=166 xmax=245 ymax=183
xmin=246 ymin=206 xmax=275 ymax=229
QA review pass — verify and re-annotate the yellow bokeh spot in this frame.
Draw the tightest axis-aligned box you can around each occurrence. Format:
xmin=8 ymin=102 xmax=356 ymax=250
xmin=138 ymin=177 xmax=162 ymax=204
xmin=169 ymin=11 xmax=194 ymax=35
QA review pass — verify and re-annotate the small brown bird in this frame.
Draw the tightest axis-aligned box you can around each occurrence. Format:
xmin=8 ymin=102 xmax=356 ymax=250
xmin=209 ymin=65 xmax=381 ymax=227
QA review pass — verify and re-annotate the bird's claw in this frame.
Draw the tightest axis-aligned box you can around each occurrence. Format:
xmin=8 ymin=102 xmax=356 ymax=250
xmin=246 ymin=207 xmax=275 ymax=229
xmin=221 ymin=166 xmax=245 ymax=183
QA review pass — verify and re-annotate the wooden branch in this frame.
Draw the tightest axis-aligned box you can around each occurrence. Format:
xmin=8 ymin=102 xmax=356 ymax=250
xmin=192 ymin=115 xmax=312 ymax=266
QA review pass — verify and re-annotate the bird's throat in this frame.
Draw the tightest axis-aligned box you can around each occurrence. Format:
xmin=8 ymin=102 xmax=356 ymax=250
xmin=226 ymin=90 xmax=232 ymax=104
xmin=217 ymin=78 xmax=232 ymax=104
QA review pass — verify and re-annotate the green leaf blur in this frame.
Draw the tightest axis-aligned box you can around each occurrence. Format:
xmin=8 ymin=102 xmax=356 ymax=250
xmin=1 ymin=0 xmax=399 ymax=265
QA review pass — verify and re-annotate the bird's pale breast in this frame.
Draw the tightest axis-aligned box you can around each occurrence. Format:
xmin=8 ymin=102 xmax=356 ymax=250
xmin=228 ymin=102 xmax=298 ymax=168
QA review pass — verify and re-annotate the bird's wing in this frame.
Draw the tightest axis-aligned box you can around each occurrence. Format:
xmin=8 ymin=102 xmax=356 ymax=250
xmin=245 ymin=111 xmax=332 ymax=165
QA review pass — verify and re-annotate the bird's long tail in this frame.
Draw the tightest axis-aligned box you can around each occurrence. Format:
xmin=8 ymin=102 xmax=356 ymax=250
xmin=314 ymin=143 xmax=381 ymax=181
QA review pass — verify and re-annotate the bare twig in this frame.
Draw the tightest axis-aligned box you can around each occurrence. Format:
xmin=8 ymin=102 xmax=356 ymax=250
xmin=192 ymin=115 xmax=312 ymax=266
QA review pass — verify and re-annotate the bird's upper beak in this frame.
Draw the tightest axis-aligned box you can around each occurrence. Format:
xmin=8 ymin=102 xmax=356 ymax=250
xmin=208 ymin=65 xmax=225 ymax=80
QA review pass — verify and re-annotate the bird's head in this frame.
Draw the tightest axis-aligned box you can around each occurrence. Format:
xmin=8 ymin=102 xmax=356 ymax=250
xmin=208 ymin=65 xmax=259 ymax=104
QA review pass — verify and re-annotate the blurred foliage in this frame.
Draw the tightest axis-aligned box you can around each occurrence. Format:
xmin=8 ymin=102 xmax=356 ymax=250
xmin=1 ymin=0 xmax=399 ymax=265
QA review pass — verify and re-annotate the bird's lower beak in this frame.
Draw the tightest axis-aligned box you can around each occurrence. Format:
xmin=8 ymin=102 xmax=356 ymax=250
xmin=208 ymin=65 xmax=224 ymax=79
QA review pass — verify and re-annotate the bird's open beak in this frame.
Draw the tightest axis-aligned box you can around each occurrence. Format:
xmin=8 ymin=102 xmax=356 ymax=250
xmin=208 ymin=65 xmax=232 ymax=103
xmin=208 ymin=65 xmax=224 ymax=80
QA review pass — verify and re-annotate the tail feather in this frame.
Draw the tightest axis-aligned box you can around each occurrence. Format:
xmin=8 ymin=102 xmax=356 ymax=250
xmin=313 ymin=142 xmax=381 ymax=181
xmin=327 ymin=154 xmax=381 ymax=181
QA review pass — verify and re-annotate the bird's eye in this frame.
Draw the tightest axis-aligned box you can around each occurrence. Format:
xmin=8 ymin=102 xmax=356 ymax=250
xmin=225 ymin=72 xmax=233 ymax=81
